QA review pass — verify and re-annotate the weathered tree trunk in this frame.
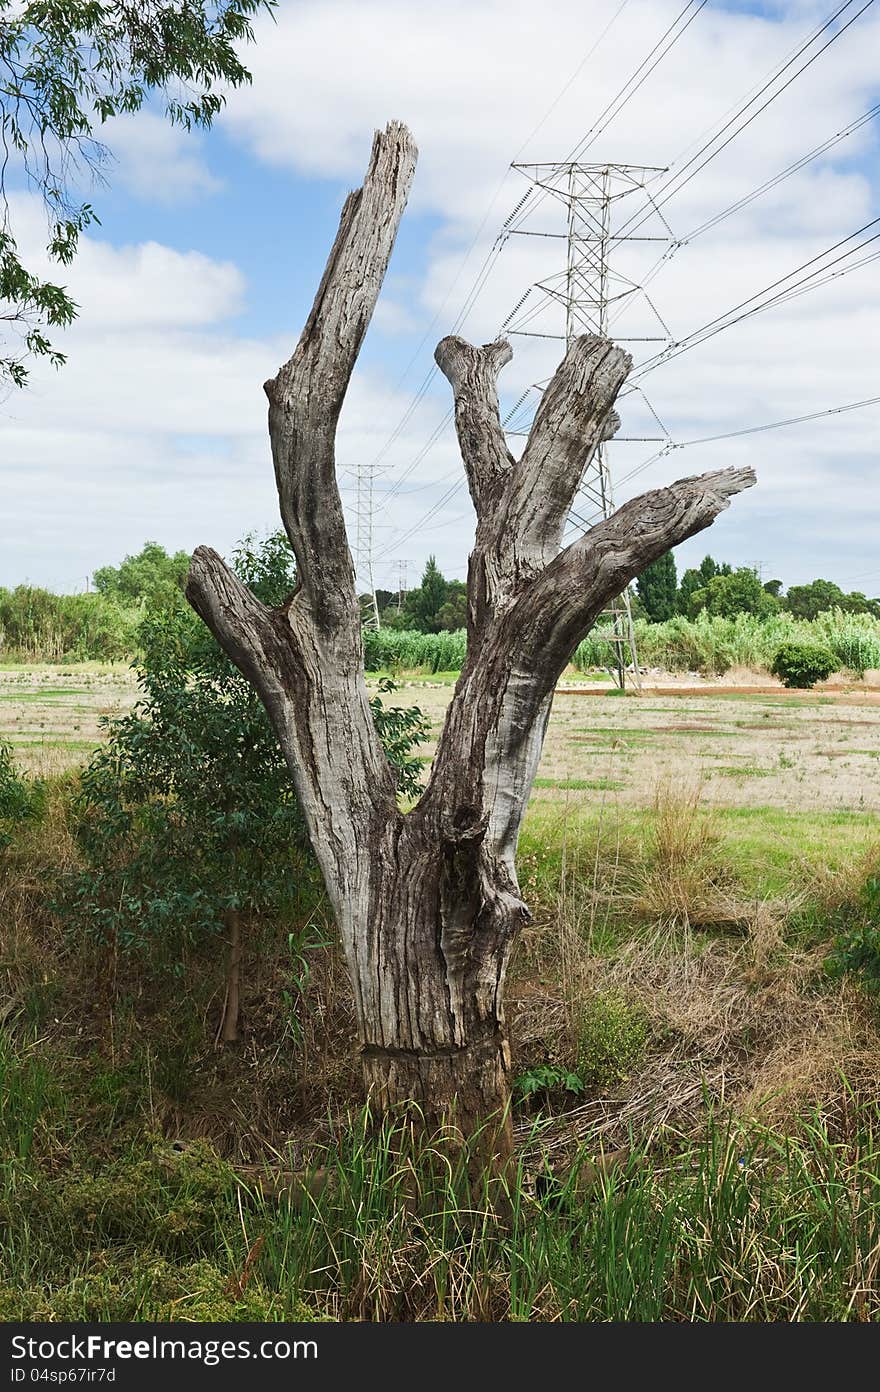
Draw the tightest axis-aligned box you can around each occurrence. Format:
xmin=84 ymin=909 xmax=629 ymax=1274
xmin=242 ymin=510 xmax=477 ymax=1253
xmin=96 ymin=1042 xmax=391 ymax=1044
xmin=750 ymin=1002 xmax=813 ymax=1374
xmin=186 ymin=122 xmax=755 ymax=1165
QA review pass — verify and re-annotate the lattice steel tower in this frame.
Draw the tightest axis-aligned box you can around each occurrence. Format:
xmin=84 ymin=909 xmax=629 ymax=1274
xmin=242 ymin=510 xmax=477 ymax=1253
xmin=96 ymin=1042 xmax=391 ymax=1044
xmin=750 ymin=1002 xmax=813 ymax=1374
xmin=354 ymin=464 xmax=380 ymax=629
xmin=508 ymin=161 xmax=674 ymax=688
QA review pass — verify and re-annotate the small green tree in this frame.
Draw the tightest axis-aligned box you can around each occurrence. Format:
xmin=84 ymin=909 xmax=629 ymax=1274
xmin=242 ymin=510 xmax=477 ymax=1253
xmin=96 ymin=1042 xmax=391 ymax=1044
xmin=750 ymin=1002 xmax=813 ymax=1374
xmin=63 ymin=533 xmax=428 ymax=1042
xmin=785 ymin=579 xmax=846 ymax=620
xmin=637 ymin=550 xmax=677 ymax=622
xmin=677 ymin=555 xmax=729 ymax=615
xmin=404 ymin=555 xmax=450 ymax=633
xmin=689 ymin=567 xmax=778 ymax=619
xmin=785 ymin=579 xmax=879 ymax=621
xmin=92 ymin=542 xmax=191 ymax=609
xmin=435 ymin=581 xmax=468 ymax=632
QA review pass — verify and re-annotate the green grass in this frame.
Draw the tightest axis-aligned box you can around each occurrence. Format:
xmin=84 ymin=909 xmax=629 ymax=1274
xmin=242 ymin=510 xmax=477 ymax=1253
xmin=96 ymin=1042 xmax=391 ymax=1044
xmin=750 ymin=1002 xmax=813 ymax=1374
xmin=713 ymin=765 xmax=774 ymax=778
xmin=367 ymin=669 xmax=461 ymax=687
xmin=533 ymin=777 xmax=626 ymax=792
xmin=2 ymin=1062 xmax=879 ymax=1322
xmin=715 ymin=806 xmax=879 ymax=898
xmin=519 ymin=801 xmax=880 ymax=905
xmin=0 ymin=690 xmax=88 ymax=702
xmin=2 ymin=716 xmax=879 ymax=1322
xmin=6 ymin=738 xmax=99 ymax=751
xmin=570 ymin=725 xmax=656 ymax=740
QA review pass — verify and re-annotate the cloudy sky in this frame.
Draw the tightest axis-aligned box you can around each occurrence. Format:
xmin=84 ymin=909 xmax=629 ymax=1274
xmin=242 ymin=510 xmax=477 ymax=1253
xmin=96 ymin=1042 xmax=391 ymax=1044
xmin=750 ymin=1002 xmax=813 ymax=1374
xmin=3 ymin=0 xmax=879 ymax=598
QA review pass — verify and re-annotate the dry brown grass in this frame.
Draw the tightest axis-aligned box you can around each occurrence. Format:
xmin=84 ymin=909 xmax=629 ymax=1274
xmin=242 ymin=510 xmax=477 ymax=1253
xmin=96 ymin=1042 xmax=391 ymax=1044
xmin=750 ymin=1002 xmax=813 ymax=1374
xmin=5 ymin=764 xmax=879 ymax=1185
xmin=629 ymin=780 xmax=749 ymax=928
xmin=510 ymin=782 xmax=880 ymax=1164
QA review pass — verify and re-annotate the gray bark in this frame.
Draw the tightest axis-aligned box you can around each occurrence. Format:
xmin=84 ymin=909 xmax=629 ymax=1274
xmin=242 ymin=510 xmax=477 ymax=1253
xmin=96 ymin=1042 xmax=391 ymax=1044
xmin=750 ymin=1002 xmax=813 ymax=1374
xmin=187 ymin=121 xmax=755 ymax=1157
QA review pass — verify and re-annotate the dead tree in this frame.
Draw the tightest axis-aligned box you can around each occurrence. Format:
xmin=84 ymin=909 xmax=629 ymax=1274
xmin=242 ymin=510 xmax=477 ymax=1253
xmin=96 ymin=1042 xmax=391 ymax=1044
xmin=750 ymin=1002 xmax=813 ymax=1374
xmin=186 ymin=122 xmax=754 ymax=1160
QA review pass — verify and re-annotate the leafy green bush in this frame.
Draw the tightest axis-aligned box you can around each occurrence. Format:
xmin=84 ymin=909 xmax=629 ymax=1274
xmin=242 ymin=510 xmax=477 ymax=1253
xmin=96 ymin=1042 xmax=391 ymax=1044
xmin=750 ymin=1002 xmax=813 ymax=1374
xmin=577 ymin=992 xmax=649 ymax=1090
xmin=826 ymin=872 xmax=880 ymax=995
xmin=58 ymin=535 xmax=429 ymax=965
xmin=92 ymin=541 xmax=190 ymax=609
xmin=0 ymin=740 xmax=41 ymax=849
xmin=770 ymin=641 xmax=837 ymax=689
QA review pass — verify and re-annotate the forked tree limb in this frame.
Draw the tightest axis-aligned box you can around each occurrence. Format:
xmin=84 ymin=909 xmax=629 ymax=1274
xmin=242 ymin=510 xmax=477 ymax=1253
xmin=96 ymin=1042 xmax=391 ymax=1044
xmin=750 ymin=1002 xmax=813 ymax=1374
xmin=519 ymin=463 xmax=758 ymax=674
xmin=507 ymin=335 xmax=630 ymax=558
xmin=433 ymin=336 xmax=515 ymax=515
xmin=264 ymin=121 xmax=418 ymax=635
xmin=435 ymin=333 xmax=632 ymax=625
xmin=424 ymin=465 xmax=756 ymax=831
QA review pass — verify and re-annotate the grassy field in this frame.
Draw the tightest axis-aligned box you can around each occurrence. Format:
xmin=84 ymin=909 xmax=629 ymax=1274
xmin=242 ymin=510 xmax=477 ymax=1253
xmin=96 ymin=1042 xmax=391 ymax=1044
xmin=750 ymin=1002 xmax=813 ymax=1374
xmin=6 ymin=663 xmax=879 ymax=811
xmin=2 ymin=662 xmax=880 ymax=1320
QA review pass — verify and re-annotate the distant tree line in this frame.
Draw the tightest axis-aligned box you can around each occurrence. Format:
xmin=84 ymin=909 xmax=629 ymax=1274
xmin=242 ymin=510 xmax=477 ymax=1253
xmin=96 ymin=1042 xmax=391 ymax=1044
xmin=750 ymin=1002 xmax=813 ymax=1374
xmin=636 ymin=551 xmax=880 ymax=624
xmin=3 ymin=540 xmax=878 ymax=662
xmin=364 ymin=556 xmax=467 ymax=633
xmin=0 ymin=542 xmax=190 ymax=661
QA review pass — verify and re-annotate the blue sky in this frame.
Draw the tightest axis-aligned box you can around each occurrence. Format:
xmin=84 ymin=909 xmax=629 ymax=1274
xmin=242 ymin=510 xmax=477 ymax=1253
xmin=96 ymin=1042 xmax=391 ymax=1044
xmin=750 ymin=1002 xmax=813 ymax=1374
xmin=3 ymin=0 xmax=879 ymax=597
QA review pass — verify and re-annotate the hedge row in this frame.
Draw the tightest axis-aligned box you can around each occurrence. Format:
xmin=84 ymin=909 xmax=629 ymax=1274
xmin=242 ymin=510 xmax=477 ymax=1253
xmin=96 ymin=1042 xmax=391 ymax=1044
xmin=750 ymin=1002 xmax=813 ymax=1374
xmin=572 ymin=609 xmax=880 ymax=677
xmin=363 ymin=628 xmax=467 ymax=674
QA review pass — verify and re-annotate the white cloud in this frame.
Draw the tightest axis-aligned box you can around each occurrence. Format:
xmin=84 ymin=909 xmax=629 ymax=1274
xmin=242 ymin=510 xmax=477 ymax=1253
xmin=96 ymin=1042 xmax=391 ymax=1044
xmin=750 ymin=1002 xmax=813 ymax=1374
xmin=216 ymin=0 xmax=880 ymax=587
xmin=7 ymin=194 xmax=245 ymax=331
xmin=3 ymin=0 xmax=880 ymax=596
xmin=105 ymin=111 xmax=222 ymax=205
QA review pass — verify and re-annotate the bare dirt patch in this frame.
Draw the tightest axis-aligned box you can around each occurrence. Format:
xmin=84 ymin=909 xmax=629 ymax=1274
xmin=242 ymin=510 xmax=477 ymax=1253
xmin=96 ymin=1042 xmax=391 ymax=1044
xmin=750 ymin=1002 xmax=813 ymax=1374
xmin=0 ymin=664 xmax=137 ymax=775
xmin=384 ymin=679 xmax=880 ymax=813
xmin=6 ymin=664 xmax=879 ymax=812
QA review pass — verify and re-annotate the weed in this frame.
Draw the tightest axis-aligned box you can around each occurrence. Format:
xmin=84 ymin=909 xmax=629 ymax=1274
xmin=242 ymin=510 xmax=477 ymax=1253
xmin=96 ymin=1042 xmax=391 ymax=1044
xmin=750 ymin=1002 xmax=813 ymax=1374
xmin=576 ymin=992 xmax=649 ymax=1090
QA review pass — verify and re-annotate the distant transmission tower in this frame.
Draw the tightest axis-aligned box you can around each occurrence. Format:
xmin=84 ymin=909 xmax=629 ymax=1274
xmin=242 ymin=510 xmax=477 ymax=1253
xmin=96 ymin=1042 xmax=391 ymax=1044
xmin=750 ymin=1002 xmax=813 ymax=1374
xmin=394 ymin=558 xmax=410 ymax=613
xmin=508 ymin=161 xmax=675 ymax=689
xmin=355 ymin=463 xmax=380 ymax=629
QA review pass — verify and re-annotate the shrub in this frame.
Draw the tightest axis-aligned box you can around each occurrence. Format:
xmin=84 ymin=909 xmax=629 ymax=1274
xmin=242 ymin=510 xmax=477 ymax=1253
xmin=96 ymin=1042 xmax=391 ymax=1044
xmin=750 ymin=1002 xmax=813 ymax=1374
xmin=0 ymin=586 xmax=139 ymax=661
xmin=577 ymin=991 xmax=648 ymax=1090
xmin=0 ymin=741 xmax=41 ymax=849
xmin=57 ymin=536 xmax=429 ymax=971
xmin=770 ymin=641 xmax=837 ymax=689
xmin=826 ymin=871 xmax=880 ymax=995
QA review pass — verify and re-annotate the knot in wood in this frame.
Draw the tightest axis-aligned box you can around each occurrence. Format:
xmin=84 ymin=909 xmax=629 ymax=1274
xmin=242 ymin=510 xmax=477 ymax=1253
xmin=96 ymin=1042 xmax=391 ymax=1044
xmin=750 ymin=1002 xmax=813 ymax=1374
xmin=441 ymin=805 xmax=489 ymax=845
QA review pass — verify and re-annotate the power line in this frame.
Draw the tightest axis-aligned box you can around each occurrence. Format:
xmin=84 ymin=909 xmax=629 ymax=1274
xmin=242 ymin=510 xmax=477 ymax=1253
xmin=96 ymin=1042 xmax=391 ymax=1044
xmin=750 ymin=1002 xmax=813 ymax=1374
xmin=599 ymin=98 xmax=880 ymax=334
xmin=361 ymin=0 xmax=636 ymax=487
xmin=504 ymin=1 xmax=708 ymax=236
xmin=671 ymin=394 xmax=880 ymax=449
xmin=629 ymin=214 xmax=880 ymax=382
xmin=496 ymin=2 xmax=878 ymax=461
xmin=370 ymin=0 xmax=707 ymax=532
xmin=374 ymin=3 xmax=877 ymax=563
xmin=616 ymin=0 xmax=877 ymax=242
xmin=610 ymin=392 xmax=880 ymax=497
xmin=681 ymin=101 xmax=880 ymax=243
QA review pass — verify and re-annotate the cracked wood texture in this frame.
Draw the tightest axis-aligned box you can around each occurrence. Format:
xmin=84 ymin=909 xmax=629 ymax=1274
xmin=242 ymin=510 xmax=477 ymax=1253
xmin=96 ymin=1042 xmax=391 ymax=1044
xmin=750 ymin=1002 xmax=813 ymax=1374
xmin=186 ymin=122 xmax=756 ymax=1161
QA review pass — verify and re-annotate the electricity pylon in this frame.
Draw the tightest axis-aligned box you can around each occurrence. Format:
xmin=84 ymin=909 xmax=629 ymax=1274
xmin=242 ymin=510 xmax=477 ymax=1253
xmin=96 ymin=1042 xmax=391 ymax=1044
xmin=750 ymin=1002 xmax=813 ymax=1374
xmin=354 ymin=463 xmax=380 ymax=629
xmin=507 ymin=161 xmax=675 ymax=689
